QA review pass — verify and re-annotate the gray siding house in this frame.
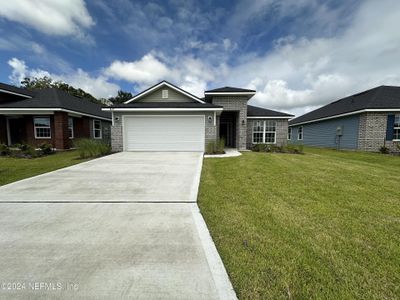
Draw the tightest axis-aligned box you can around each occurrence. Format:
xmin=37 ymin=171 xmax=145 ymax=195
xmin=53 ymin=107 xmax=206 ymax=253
xmin=289 ymin=86 xmax=400 ymax=152
xmin=103 ymin=81 xmax=293 ymax=152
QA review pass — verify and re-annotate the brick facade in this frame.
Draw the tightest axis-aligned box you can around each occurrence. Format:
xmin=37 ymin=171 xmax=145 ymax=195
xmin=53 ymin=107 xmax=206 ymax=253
xmin=54 ymin=112 xmax=70 ymax=149
xmin=211 ymin=96 xmax=248 ymax=150
xmin=358 ymin=112 xmax=399 ymax=152
xmin=246 ymin=119 xmax=289 ymax=149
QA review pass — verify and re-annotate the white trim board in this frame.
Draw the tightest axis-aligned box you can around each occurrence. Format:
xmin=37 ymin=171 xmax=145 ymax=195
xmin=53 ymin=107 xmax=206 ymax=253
xmin=0 ymin=108 xmax=111 ymax=121
xmin=0 ymin=88 xmax=32 ymax=98
xmin=204 ymin=92 xmax=255 ymax=96
xmin=289 ymin=108 xmax=400 ymax=126
xmin=125 ymin=81 xmax=205 ymax=104
xmin=103 ymin=107 xmax=223 ymax=112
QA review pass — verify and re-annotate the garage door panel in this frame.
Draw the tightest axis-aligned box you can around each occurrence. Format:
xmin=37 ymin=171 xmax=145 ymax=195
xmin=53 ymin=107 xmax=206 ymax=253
xmin=124 ymin=116 xmax=205 ymax=151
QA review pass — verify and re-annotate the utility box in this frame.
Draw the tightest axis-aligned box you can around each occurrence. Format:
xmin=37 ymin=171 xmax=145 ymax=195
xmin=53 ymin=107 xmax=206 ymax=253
xmin=336 ymin=126 xmax=343 ymax=136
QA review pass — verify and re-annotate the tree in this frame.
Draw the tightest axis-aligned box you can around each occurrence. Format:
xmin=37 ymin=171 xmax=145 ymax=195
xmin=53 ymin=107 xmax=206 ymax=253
xmin=108 ymin=90 xmax=133 ymax=104
xmin=20 ymin=76 xmax=100 ymax=104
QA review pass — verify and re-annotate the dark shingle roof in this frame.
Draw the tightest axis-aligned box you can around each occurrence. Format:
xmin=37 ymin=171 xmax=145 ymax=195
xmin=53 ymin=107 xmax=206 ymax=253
xmin=205 ymin=86 xmax=256 ymax=93
xmin=289 ymin=86 xmax=400 ymax=126
xmin=108 ymin=102 xmax=222 ymax=109
xmin=0 ymin=88 xmax=111 ymax=119
xmin=247 ymin=105 xmax=294 ymax=117
xmin=0 ymin=82 xmax=35 ymax=98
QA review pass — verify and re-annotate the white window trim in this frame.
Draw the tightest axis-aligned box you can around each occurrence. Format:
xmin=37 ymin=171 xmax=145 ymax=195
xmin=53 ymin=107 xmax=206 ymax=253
xmin=252 ymin=120 xmax=277 ymax=144
xmin=394 ymin=114 xmax=400 ymax=141
xmin=68 ymin=117 xmax=74 ymax=139
xmin=34 ymin=116 xmax=51 ymax=139
xmin=298 ymin=126 xmax=303 ymax=140
xmin=93 ymin=119 xmax=102 ymax=139
xmin=288 ymin=127 xmax=292 ymax=140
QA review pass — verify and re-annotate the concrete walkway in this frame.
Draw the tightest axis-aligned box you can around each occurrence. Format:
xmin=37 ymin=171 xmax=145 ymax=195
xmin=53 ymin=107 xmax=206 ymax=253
xmin=0 ymin=152 xmax=236 ymax=299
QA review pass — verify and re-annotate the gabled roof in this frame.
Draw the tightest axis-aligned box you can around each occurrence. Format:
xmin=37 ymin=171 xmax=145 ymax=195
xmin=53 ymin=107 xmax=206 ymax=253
xmin=247 ymin=105 xmax=294 ymax=118
xmin=0 ymin=88 xmax=111 ymax=120
xmin=106 ymin=102 xmax=222 ymax=108
xmin=125 ymin=80 xmax=205 ymax=104
xmin=205 ymin=86 xmax=256 ymax=93
xmin=289 ymin=86 xmax=400 ymax=126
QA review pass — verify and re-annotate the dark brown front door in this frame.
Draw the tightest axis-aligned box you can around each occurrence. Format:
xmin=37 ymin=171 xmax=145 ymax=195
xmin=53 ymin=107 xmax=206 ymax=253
xmin=8 ymin=118 xmax=26 ymax=145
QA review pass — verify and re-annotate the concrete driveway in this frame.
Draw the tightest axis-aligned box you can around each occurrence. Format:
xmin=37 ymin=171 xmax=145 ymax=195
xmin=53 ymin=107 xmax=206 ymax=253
xmin=0 ymin=152 xmax=203 ymax=202
xmin=0 ymin=152 xmax=236 ymax=299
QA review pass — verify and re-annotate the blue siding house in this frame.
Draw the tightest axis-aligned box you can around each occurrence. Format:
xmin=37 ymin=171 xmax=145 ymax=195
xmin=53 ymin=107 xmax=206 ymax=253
xmin=289 ymin=86 xmax=400 ymax=152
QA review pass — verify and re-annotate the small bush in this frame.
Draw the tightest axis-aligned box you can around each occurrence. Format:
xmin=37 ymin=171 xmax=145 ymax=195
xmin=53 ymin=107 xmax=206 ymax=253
xmin=74 ymin=139 xmax=111 ymax=159
xmin=396 ymin=143 xmax=400 ymax=152
xmin=206 ymin=139 xmax=225 ymax=154
xmin=252 ymin=143 xmax=304 ymax=154
xmin=0 ymin=143 xmax=11 ymax=156
xmin=39 ymin=143 xmax=54 ymax=155
xmin=379 ymin=146 xmax=390 ymax=154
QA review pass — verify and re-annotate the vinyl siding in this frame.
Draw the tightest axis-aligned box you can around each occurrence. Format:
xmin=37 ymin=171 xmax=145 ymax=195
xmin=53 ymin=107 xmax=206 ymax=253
xmin=289 ymin=115 xmax=360 ymax=149
xmin=136 ymin=87 xmax=195 ymax=103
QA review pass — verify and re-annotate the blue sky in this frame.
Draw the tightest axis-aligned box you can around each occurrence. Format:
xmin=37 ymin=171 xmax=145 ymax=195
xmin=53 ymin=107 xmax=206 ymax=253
xmin=1 ymin=0 xmax=399 ymax=115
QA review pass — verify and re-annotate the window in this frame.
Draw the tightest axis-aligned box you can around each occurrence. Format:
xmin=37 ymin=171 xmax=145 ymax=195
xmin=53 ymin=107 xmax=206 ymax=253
xmin=93 ymin=120 xmax=102 ymax=139
xmin=162 ymin=89 xmax=168 ymax=98
xmin=298 ymin=126 xmax=303 ymax=140
xmin=252 ymin=120 xmax=276 ymax=144
xmin=68 ymin=117 xmax=74 ymax=139
xmin=34 ymin=117 xmax=51 ymax=139
xmin=288 ymin=127 xmax=292 ymax=140
xmin=394 ymin=115 xmax=400 ymax=141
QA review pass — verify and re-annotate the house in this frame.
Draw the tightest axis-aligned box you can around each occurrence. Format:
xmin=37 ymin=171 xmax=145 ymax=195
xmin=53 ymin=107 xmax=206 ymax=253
xmin=0 ymin=82 xmax=111 ymax=149
xmin=102 ymin=80 xmax=293 ymax=152
xmin=288 ymin=86 xmax=400 ymax=152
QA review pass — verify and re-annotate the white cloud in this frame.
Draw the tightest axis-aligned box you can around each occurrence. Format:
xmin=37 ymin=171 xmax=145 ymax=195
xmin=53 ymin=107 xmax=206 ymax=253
xmin=0 ymin=0 xmax=94 ymax=36
xmin=104 ymin=54 xmax=170 ymax=85
xmin=8 ymin=58 xmax=119 ymax=99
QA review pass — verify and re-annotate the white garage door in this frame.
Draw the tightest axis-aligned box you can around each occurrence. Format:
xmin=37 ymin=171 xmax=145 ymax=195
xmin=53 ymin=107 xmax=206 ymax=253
xmin=124 ymin=115 xmax=205 ymax=151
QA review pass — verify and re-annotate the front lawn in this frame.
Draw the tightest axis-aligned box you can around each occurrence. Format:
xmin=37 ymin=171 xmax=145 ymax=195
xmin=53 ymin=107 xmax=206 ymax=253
xmin=0 ymin=150 xmax=88 ymax=186
xmin=198 ymin=148 xmax=400 ymax=299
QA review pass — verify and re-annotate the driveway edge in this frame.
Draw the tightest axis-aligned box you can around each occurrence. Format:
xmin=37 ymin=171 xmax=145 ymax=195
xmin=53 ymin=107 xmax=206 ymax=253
xmin=189 ymin=152 xmax=204 ymax=201
xmin=191 ymin=204 xmax=237 ymax=300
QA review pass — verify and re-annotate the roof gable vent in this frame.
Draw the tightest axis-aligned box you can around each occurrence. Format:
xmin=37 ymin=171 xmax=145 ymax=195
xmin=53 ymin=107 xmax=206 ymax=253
xmin=162 ymin=89 xmax=168 ymax=99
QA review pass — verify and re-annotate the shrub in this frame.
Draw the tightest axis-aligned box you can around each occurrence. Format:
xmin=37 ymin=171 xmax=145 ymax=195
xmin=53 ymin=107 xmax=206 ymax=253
xmin=39 ymin=143 xmax=54 ymax=155
xmin=74 ymin=139 xmax=111 ymax=159
xmin=205 ymin=139 xmax=225 ymax=154
xmin=379 ymin=146 xmax=390 ymax=154
xmin=252 ymin=144 xmax=266 ymax=152
xmin=252 ymin=143 xmax=304 ymax=154
xmin=396 ymin=143 xmax=400 ymax=152
xmin=0 ymin=143 xmax=11 ymax=156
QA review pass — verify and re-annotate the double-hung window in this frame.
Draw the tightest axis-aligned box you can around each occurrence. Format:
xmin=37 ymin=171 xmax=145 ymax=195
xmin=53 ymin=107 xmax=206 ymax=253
xmin=34 ymin=117 xmax=51 ymax=139
xmin=394 ymin=115 xmax=400 ymax=141
xmin=252 ymin=120 xmax=276 ymax=144
xmin=298 ymin=126 xmax=303 ymax=140
xmin=93 ymin=120 xmax=102 ymax=139
xmin=68 ymin=117 xmax=74 ymax=139
xmin=288 ymin=127 xmax=292 ymax=140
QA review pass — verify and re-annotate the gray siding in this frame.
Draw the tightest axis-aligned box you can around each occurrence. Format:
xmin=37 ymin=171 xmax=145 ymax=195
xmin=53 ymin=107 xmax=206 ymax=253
xmin=137 ymin=87 xmax=195 ymax=103
xmin=110 ymin=111 xmax=217 ymax=152
xmin=289 ymin=115 xmax=360 ymax=149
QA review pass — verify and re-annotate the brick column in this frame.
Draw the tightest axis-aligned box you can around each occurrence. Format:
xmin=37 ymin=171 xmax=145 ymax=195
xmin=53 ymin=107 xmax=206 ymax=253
xmin=54 ymin=112 xmax=69 ymax=149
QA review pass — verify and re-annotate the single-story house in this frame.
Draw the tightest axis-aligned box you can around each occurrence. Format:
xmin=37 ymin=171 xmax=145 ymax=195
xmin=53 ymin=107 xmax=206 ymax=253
xmin=102 ymin=80 xmax=293 ymax=152
xmin=289 ymin=85 xmax=400 ymax=152
xmin=0 ymin=82 xmax=111 ymax=149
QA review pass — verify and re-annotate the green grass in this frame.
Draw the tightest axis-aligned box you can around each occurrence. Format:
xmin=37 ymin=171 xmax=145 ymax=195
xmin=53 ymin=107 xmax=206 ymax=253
xmin=198 ymin=147 xmax=400 ymax=299
xmin=0 ymin=151 xmax=88 ymax=186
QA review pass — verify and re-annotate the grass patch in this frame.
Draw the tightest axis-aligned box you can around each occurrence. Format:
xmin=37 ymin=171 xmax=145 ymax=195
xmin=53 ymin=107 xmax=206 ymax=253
xmin=198 ymin=147 xmax=400 ymax=299
xmin=0 ymin=150 xmax=89 ymax=186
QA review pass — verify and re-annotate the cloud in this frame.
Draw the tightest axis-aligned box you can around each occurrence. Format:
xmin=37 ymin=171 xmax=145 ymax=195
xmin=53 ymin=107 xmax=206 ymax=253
xmin=0 ymin=0 xmax=94 ymax=36
xmin=8 ymin=58 xmax=119 ymax=99
xmin=104 ymin=54 xmax=171 ymax=85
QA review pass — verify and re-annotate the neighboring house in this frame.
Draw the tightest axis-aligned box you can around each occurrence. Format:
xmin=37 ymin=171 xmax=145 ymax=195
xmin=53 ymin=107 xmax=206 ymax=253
xmin=103 ymin=80 xmax=293 ymax=152
xmin=289 ymin=86 xmax=400 ymax=152
xmin=0 ymin=82 xmax=111 ymax=149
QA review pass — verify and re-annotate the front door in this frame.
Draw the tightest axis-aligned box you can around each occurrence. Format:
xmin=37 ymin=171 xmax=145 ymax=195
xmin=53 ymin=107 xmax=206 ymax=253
xmin=220 ymin=122 xmax=234 ymax=147
xmin=8 ymin=118 xmax=25 ymax=145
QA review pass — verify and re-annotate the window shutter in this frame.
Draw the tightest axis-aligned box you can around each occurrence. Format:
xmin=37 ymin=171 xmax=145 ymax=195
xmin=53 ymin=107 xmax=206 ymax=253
xmin=386 ymin=115 xmax=395 ymax=141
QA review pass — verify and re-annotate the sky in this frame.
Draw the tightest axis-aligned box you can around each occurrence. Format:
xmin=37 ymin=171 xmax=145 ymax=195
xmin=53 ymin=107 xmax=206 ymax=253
xmin=0 ymin=0 xmax=400 ymax=116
